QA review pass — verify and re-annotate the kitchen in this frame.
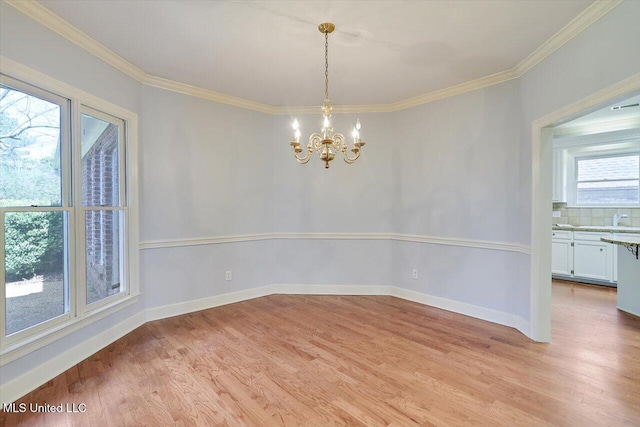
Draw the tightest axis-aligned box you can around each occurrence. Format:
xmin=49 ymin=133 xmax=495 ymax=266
xmin=551 ymin=94 xmax=640 ymax=316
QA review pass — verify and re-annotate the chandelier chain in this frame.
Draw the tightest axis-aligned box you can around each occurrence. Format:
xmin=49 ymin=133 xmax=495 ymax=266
xmin=324 ymin=30 xmax=329 ymax=100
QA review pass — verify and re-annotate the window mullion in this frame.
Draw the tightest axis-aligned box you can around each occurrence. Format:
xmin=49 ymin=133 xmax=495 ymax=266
xmin=577 ymin=178 xmax=639 ymax=184
xmin=62 ymin=98 xmax=74 ymax=319
xmin=119 ymin=123 xmax=126 ymax=208
xmin=0 ymin=210 xmax=6 ymax=344
xmin=60 ymin=99 xmax=71 ymax=208
xmin=72 ymin=99 xmax=87 ymax=317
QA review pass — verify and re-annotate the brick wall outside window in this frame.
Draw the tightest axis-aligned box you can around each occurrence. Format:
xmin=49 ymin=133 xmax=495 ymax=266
xmin=82 ymin=124 xmax=120 ymax=303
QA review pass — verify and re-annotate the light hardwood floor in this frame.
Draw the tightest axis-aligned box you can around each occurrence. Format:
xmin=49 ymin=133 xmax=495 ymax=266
xmin=2 ymin=281 xmax=639 ymax=426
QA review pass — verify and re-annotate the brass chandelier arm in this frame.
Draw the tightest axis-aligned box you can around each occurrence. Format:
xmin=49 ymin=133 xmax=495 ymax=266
xmin=293 ymin=147 xmax=313 ymax=164
xmin=342 ymin=146 xmax=361 ymax=164
xmin=290 ymin=139 xmax=313 ymax=164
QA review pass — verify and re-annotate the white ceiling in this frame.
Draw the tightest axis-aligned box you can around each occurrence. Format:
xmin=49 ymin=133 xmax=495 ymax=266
xmin=38 ymin=0 xmax=594 ymax=107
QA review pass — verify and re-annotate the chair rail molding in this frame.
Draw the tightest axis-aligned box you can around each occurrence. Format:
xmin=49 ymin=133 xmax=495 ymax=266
xmin=139 ymin=232 xmax=531 ymax=255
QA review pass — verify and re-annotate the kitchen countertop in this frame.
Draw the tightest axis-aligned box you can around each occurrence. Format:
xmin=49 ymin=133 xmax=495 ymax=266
xmin=552 ymin=225 xmax=640 ymax=234
xmin=601 ymin=235 xmax=640 ymax=246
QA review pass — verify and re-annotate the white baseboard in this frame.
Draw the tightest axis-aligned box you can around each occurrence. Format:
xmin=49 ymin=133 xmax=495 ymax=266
xmin=511 ymin=314 xmax=531 ymax=337
xmin=0 ymin=311 xmax=146 ymax=406
xmin=145 ymin=285 xmax=278 ymax=322
xmin=273 ymin=284 xmax=393 ymax=295
xmin=390 ymin=287 xmax=530 ymax=334
xmin=2 ymin=284 xmax=531 ymax=405
xmin=617 ymin=305 xmax=640 ymax=319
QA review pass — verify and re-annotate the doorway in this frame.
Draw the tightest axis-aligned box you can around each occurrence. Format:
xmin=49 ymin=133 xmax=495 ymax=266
xmin=530 ymin=74 xmax=640 ymax=342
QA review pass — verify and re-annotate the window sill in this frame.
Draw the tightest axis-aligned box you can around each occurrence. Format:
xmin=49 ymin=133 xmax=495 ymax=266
xmin=0 ymin=293 xmax=141 ymax=366
xmin=567 ymin=205 xmax=640 ymax=209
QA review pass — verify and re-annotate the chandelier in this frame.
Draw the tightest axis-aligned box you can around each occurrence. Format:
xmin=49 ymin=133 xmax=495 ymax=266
xmin=290 ymin=23 xmax=365 ymax=169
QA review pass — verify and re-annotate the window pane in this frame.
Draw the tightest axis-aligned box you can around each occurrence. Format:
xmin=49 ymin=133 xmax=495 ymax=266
xmin=0 ymin=85 xmax=62 ymax=207
xmin=577 ymin=180 xmax=640 ymax=205
xmin=577 ymin=155 xmax=639 ymax=182
xmin=86 ymin=210 xmax=123 ymax=304
xmin=81 ymin=113 xmax=120 ymax=206
xmin=5 ymin=211 xmax=68 ymax=335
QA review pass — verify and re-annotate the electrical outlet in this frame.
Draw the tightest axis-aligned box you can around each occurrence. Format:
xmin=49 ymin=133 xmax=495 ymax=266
xmin=412 ymin=269 xmax=418 ymax=280
xmin=225 ymin=270 xmax=232 ymax=281
xmin=552 ymin=211 xmax=561 ymax=218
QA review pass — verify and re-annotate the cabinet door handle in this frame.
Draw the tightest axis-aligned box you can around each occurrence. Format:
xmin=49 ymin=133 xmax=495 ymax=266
xmin=600 ymin=248 xmax=603 ymax=252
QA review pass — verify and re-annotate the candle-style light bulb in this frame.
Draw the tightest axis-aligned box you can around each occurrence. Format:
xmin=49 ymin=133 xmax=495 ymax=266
xmin=356 ymin=118 xmax=361 ymax=130
xmin=323 ymin=116 xmax=330 ymax=129
xmin=292 ymin=118 xmax=299 ymax=130
xmin=352 ymin=127 xmax=358 ymax=140
xmin=294 ymin=128 xmax=301 ymax=142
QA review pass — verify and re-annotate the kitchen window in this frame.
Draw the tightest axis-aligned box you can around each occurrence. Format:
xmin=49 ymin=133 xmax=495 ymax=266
xmin=575 ymin=153 xmax=640 ymax=206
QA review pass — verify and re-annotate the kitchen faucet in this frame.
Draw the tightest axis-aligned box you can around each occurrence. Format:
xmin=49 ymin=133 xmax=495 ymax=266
xmin=613 ymin=213 xmax=628 ymax=227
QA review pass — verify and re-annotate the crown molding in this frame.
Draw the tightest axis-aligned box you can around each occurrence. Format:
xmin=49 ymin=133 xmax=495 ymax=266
xmin=144 ymin=74 xmax=278 ymax=114
xmin=4 ymin=0 xmax=623 ymax=115
xmin=387 ymin=69 xmax=518 ymax=112
xmin=514 ymin=0 xmax=623 ymax=77
xmin=4 ymin=0 xmax=147 ymax=83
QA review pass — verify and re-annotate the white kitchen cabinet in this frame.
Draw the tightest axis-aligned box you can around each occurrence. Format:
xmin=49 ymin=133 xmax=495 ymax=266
xmin=552 ymin=149 xmax=566 ymax=203
xmin=551 ymin=230 xmax=573 ymax=276
xmin=552 ymin=239 xmax=573 ymax=276
xmin=551 ymin=230 xmax=639 ymax=284
xmin=552 ymin=230 xmax=619 ymax=284
xmin=573 ymin=239 xmax=611 ymax=282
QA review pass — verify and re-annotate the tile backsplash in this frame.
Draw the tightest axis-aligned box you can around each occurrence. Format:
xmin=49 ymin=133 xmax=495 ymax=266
xmin=551 ymin=205 xmax=640 ymax=227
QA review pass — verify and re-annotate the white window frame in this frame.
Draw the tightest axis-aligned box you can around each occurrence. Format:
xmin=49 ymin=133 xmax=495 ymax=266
xmin=555 ymin=129 xmax=640 ymax=208
xmin=0 ymin=64 xmax=139 ymax=365
xmin=77 ymin=106 xmax=128 ymax=314
xmin=572 ymin=151 xmax=640 ymax=207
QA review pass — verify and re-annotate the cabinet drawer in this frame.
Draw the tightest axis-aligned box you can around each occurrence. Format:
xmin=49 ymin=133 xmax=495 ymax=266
xmin=551 ymin=230 xmax=572 ymax=240
xmin=573 ymin=231 xmax=610 ymax=241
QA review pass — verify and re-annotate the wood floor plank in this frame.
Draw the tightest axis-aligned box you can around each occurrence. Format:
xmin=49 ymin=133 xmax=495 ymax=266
xmin=2 ymin=280 xmax=639 ymax=426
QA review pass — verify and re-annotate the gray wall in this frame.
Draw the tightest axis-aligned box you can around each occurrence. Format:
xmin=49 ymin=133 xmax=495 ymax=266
xmin=270 ymin=113 xmax=395 ymax=234
xmin=140 ymin=86 xmax=275 ymax=240
xmin=391 ymin=78 xmax=529 ymax=316
xmin=140 ymin=95 xmax=398 ymax=307
xmin=392 ymin=80 xmax=523 ymax=242
xmin=140 ymin=85 xmax=278 ymax=308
